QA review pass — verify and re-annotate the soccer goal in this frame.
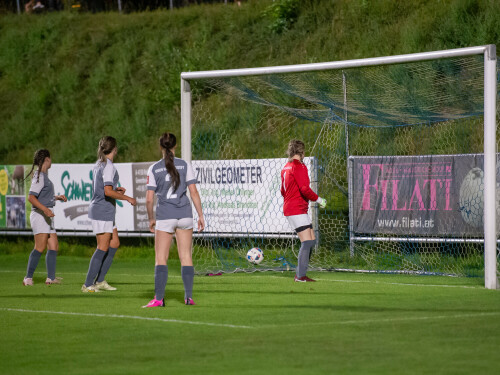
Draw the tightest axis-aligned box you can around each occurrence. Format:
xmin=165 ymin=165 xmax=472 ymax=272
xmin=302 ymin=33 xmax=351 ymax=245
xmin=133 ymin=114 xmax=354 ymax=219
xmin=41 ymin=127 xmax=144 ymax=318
xmin=181 ymin=45 xmax=499 ymax=289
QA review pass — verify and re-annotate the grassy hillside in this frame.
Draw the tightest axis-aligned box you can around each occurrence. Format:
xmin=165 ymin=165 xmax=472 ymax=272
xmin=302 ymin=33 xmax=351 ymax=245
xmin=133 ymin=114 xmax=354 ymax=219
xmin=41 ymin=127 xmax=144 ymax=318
xmin=1 ymin=0 xmax=500 ymax=164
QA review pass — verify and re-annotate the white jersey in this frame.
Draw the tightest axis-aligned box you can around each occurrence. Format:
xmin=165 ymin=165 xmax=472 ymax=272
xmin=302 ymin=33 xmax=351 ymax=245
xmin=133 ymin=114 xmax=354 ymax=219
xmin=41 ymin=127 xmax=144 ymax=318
xmin=147 ymin=158 xmax=196 ymax=220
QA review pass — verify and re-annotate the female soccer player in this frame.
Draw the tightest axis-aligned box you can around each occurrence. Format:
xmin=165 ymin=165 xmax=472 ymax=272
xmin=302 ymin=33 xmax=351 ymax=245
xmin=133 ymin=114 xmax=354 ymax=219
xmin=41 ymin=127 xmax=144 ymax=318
xmin=81 ymin=136 xmax=136 ymax=293
xmin=143 ymin=132 xmax=205 ymax=308
xmin=23 ymin=149 xmax=67 ymax=286
xmin=281 ymin=139 xmax=327 ymax=282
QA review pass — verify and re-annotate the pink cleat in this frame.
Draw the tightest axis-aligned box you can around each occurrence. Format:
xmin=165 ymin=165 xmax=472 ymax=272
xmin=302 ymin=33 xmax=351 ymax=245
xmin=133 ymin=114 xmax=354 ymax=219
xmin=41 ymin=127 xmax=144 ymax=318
xmin=23 ymin=277 xmax=34 ymax=286
xmin=142 ymin=298 xmax=165 ymax=308
xmin=184 ymin=298 xmax=196 ymax=305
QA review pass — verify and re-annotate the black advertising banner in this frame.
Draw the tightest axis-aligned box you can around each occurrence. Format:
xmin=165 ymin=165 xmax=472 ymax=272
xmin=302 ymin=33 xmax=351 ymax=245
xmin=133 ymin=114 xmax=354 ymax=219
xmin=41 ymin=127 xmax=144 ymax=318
xmin=351 ymin=154 xmax=497 ymax=236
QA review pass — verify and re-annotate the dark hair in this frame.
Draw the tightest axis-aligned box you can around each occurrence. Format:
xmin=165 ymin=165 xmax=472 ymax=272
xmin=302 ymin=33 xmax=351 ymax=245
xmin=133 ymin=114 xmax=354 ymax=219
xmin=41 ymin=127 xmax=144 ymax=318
xmin=287 ymin=139 xmax=305 ymax=161
xmin=25 ymin=149 xmax=50 ymax=183
xmin=159 ymin=132 xmax=180 ymax=191
xmin=97 ymin=136 xmax=117 ymax=163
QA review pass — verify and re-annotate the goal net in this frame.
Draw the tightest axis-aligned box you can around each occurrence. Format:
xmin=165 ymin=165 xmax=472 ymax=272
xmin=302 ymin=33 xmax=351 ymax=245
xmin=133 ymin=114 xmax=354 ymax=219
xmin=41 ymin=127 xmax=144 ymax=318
xmin=182 ymin=47 xmax=499 ymax=287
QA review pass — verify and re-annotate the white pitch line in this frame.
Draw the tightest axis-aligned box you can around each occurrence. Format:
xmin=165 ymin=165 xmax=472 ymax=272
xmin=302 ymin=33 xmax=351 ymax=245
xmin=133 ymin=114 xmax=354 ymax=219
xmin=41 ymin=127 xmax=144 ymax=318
xmin=250 ymin=275 xmax=483 ymax=289
xmin=260 ymin=312 xmax=500 ymax=328
xmin=314 ymin=278 xmax=482 ymax=289
xmin=2 ymin=308 xmax=498 ymax=331
xmin=0 ymin=270 xmax=485 ymax=289
xmin=0 ymin=307 xmax=252 ymax=329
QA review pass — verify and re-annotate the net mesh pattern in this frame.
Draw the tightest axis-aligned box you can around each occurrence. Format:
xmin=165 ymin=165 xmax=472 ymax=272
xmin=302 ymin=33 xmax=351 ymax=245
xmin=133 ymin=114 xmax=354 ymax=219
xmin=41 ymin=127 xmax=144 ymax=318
xmin=188 ymin=55 xmax=500 ymax=277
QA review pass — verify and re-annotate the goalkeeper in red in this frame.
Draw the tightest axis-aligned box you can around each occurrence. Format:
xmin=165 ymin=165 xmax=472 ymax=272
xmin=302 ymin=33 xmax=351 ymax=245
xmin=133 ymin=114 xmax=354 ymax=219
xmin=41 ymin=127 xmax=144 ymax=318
xmin=281 ymin=139 xmax=327 ymax=282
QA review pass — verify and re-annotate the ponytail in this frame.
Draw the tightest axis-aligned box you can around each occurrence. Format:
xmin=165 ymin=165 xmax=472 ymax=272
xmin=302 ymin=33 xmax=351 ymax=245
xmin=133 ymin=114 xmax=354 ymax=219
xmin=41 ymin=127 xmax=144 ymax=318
xmin=97 ymin=136 xmax=117 ymax=164
xmin=25 ymin=149 xmax=50 ymax=183
xmin=159 ymin=132 xmax=180 ymax=191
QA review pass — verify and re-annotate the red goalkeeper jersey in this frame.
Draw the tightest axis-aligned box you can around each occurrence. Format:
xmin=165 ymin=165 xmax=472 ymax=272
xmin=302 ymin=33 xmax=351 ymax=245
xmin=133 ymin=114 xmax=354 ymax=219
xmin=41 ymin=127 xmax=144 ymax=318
xmin=280 ymin=159 xmax=318 ymax=216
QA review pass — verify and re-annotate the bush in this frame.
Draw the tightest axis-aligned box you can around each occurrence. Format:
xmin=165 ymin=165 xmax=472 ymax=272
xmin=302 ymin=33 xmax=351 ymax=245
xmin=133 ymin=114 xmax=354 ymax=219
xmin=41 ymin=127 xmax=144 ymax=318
xmin=263 ymin=0 xmax=300 ymax=34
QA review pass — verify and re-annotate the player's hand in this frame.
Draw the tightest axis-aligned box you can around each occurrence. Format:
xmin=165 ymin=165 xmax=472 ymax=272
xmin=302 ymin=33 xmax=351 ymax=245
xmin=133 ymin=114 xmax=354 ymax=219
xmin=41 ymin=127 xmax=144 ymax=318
xmin=128 ymin=197 xmax=137 ymax=206
xmin=198 ymin=216 xmax=205 ymax=232
xmin=149 ymin=219 xmax=156 ymax=233
xmin=116 ymin=187 xmax=126 ymax=194
xmin=57 ymin=195 xmax=67 ymax=202
xmin=44 ymin=208 xmax=55 ymax=218
xmin=317 ymin=197 xmax=327 ymax=209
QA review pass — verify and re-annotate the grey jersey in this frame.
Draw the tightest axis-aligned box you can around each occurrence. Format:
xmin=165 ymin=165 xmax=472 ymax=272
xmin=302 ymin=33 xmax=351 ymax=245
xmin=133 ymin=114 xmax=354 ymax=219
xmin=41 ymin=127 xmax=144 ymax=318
xmin=88 ymin=158 xmax=119 ymax=222
xmin=29 ymin=171 xmax=55 ymax=209
xmin=147 ymin=158 xmax=196 ymax=220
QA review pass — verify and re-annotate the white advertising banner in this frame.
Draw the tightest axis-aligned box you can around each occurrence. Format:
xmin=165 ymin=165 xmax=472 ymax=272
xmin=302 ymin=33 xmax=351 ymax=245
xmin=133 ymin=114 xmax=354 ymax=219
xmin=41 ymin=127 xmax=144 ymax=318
xmin=1 ymin=158 xmax=317 ymax=236
xmin=192 ymin=158 xmax=316 ymax=235
xmin=50 ymin=163 xmax=135 ymax=232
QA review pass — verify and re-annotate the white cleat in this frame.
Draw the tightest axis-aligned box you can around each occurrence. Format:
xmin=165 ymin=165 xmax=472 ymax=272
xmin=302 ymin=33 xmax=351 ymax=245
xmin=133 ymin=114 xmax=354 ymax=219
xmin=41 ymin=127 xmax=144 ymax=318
xmin=23 ymin=277 xmax=34 ymax=286
xmin=46 ymin=277 xmax=62 ymax=285
xmin=81 ymin=284 xmax=100 ymax=293
xmin=95 ymin=280 xmax=117 ymax=291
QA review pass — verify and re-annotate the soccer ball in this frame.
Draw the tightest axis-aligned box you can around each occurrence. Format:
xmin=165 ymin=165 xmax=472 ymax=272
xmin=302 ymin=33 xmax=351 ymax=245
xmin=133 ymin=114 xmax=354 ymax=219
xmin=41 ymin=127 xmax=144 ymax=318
xmin=246 ymin=247 xmax=264 ymax=265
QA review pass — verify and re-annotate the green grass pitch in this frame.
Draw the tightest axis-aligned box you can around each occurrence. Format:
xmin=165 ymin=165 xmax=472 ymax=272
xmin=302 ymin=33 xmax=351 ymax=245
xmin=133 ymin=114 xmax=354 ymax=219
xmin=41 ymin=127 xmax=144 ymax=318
xmin=0 ymin=253 xmax=499 ymax=374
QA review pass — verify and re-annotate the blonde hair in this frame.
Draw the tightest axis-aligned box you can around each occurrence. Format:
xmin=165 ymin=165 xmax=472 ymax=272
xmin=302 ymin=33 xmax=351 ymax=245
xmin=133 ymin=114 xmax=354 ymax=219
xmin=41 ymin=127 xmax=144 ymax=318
xmin=287 ymin=139 xmax=305 ymax=161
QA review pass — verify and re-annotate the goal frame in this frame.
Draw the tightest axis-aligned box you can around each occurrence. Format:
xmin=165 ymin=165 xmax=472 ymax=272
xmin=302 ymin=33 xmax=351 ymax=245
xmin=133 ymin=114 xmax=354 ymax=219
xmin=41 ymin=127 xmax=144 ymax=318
xmin=181 ymin=45 xmax=498 ymax=289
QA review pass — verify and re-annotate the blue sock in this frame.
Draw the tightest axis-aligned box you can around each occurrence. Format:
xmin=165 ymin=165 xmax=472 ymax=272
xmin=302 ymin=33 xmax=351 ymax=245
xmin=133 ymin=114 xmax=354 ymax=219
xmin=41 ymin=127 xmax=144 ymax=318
xmin=26 ymin=249 xmax=42 ymax=278
xmin=45 ymin=250 xmax=57 ymax=280
xmin=154 ymin=265 xmax=168 ymax=301
xmin=96 ymin=247 xmax=118 ymax=283
xmin=84 ymin=249 xmax=106 ymax=287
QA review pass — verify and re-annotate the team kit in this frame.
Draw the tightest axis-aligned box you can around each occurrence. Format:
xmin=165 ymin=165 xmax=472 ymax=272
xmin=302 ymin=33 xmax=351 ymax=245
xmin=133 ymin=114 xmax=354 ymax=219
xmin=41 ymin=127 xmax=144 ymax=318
xmin=22 ymin=136 xmax=327 ymax=307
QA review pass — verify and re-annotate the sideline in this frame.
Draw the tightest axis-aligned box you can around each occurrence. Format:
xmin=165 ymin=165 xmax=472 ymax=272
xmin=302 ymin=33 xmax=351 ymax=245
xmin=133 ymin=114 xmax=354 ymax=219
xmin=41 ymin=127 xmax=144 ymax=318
xmin=0 ymin=307 xmax=252 ymax=329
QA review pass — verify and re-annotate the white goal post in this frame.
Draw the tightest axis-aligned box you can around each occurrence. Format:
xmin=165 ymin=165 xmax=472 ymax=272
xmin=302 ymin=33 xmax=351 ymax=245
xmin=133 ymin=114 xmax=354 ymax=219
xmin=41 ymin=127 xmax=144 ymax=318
xmin=181 ymin=45 xmax=498 ymax=289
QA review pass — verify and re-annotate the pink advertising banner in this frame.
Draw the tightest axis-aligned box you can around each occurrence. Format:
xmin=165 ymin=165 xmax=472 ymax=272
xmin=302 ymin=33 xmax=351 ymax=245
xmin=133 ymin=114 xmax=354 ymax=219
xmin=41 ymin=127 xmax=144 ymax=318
xmin=350 ymin=154 xmax=496 ymax=236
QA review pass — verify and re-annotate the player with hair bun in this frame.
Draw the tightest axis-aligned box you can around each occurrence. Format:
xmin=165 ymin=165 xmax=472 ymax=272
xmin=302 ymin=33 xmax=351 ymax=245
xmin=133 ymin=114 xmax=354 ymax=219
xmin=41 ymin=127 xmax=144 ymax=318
xmin=23 ymin=149 xmax=67 ymax=286
xmin=81 ymin=136 xmax=136 ymax=293
xmin=281 ymin=139 xmax=327 ymax=282
xmin=143 ymin=132 xmax=205 ymax=308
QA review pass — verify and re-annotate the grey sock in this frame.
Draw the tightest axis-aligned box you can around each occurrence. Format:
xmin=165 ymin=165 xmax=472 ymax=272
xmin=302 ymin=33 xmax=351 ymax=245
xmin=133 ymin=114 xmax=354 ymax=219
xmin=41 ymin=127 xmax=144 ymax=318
xmin=96 ymin=247 xmax=118 ymax=283
xmin=296 ymin=240 xmax=316 ymax=278
xmin=84 ymin=249 xmax=106 ymax=287
xmin=45 ymin=250 xmax=57 ymax=280
xmin=26 ymin=249 xmax=42 ymax=278
xmin=181 ymin=266 xmax=195 ymax=300
xmin=154 ymin=265 xmax=168 ymax=301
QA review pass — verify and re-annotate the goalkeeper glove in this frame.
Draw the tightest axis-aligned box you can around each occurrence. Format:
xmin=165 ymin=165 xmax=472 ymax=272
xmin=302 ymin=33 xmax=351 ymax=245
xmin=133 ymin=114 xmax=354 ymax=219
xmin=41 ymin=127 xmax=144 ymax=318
xmin=317 ymin=197 xmax=327 ymax=209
